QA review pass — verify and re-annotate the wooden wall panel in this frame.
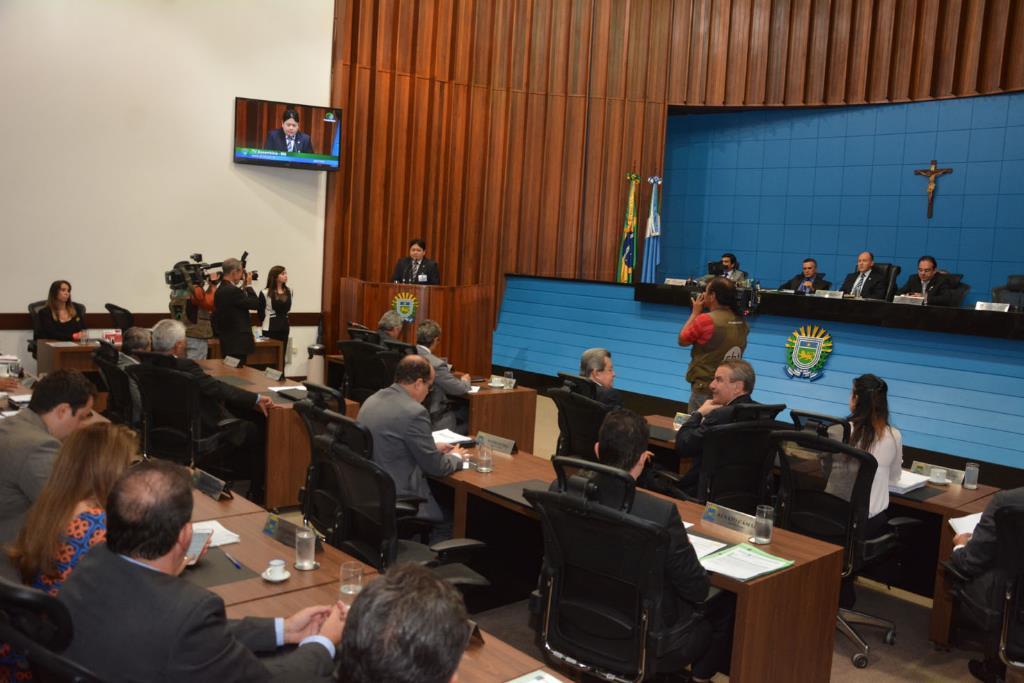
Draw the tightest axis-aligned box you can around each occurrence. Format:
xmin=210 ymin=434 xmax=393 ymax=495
xmin=323 ymin=0 xmax=1024 ymax=351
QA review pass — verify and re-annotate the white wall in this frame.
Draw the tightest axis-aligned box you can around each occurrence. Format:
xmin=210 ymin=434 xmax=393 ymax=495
xmin=0 ymin=0 xmax=334 ymax=375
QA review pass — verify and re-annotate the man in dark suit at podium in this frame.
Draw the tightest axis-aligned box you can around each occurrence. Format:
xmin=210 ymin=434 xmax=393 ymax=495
xmin=392 ymin=239 xmax=441 ymax=285
xmin=896 ymin=255 xmax=956 ymax=306
xmin=840 ymin=251 xmax=888 ymax=300
xmin=263 ymin=109 xmax=314 ymax=153
xmin=214 ymin=258 xmax=260 ymax=365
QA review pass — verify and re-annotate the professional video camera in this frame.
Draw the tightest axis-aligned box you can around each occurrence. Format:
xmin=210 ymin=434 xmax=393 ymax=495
xmin=165 ymin=253 xmax=222 ymax=290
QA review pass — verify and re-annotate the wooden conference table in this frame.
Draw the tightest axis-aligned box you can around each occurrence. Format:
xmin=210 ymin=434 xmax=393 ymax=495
xmin=193 ymin=490 xmax=568 ymax=682
xmin=197 ymin=360 xmax=359 ymax=509
xmin=437 ymin=449 xmax=843 ymax=683
xmin=37 ymin=338 xmax=286 ymax=374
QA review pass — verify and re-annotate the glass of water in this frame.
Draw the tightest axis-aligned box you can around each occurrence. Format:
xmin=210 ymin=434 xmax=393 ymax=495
xmin=963 ymin=462 xmax=980 ymax=490
xmin=751 ymin=505 xmax=774 ymax=545
xmin=503 ymin=370 xmax=514 ymax=389
xmin=294 ymin=528 xmax=316 ymax=570
xmin=476 ymin=445 xmax=494 ymax=473
xmin=340 ymin=561 xmax=362 ymax=597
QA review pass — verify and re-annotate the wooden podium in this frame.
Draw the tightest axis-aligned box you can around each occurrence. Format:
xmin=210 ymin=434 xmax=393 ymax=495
xmin=337 ymin=277 xmax=494 ymax=376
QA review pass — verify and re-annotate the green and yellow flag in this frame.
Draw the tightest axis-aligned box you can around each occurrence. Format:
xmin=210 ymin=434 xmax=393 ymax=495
xmin=617 ymin=172 xmax=641 ymax=283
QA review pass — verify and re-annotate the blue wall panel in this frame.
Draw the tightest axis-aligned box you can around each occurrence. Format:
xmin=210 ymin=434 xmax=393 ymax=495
xmin=660 ymin=93 xmax=1024 ymax=304
xmin=494 ymin=276 xmax=1024 ymax=469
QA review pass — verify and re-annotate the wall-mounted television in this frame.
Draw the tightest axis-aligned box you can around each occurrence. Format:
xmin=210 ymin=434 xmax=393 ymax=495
xmin=233 ymin=97 xmax=342 ymax=171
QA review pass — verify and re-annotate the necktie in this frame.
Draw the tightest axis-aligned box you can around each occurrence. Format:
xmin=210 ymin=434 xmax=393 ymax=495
xmin=852 ymin=272 xmax=867 ymax=297
xmin=287 ymin=137 xmax=295 ymax=152
xmin=412 ymin=261 xmax=420 ymax=280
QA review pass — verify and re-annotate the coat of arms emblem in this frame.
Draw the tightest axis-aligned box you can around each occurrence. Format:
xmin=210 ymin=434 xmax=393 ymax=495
xmin=785 ymin=325 xmax=833 ymax=381
xmin=392 ymin=292 xmax=418 ymax=322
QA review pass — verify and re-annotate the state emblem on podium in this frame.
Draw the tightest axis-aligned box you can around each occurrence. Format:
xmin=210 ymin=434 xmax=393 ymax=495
xmin=785 ymin=325 xmax=833 ymax=381
xmin=392 ymin=292 xmax=419 ymax=322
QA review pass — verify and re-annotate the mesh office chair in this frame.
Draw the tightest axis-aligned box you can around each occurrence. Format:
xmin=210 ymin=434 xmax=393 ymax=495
xmin=347 ymin=325 xmax=382 ymax=345
xmin=873 ymin=263 xmax=902 ymax=301
xmin=771 ymin=430 xmax=919 ymax=668
xmin=544 ymin=386 xmax=611 ymax=460
xmin=293 ymin=399 xmax=355 ymax=543
xmin=556 ymin=372 xmax=598 ymax=400
xmin=103 ymin=303 xmax=134 ymax=330
xmin=687 ymin=419 xmax=783 ymax=512
xmin=791 ymin=409 xmax=851 ymax=443
xmin=525 ymin=457 xmax=711 ymax=682
xmin=92 ymin=349 xmax=139 ymax=429
xmin=992 ymin=275 xmax=1024 ymax=310
xmin=0 ymin=578 xmax=101 ymax=682
xmin=326 ymin=438 xmax=488 ymax=587
xmin=381 ymin=338 xmax=417 ymax=356
xmin=336 ymin=339 xmax=392 ymax=402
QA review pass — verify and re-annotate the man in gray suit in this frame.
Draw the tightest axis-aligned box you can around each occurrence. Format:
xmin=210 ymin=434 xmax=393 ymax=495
xmin=60 ymin=459 xmax=344 ymax=682
xmin=415 ymin=319 xmax=471 ymax=432
xmin=358 ymin=355 xmax=466 ymax=540
xmin=0 ymin=369 xmax=96 ymax=577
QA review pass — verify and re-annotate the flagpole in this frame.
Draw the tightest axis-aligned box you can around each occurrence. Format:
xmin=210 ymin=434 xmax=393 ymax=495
xmin=617 ymin=172 xmax=641 ymax=283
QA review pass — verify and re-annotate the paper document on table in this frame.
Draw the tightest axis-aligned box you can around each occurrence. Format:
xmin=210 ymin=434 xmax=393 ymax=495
xmin=9 ymin=394 xmax=31 ymax=404
xmin=504 ymin=670 xmax=563 ymax=683
xmin=266 ymin=385 xmax=303 ymax=393
xmin=432 ymin=429 xmax=471 ymax=444
xmin=48 ymin=341 xmax=80 ymax=347
xmin=683 ymin=521 xmax=693 ymax=529
xmin=689 ymin=535 xmax=727 ymax=559
xmin=468 ymin=385 xmax=480 ymax=394
xmin=949 ymin=512 xmax=983 ymax=536
xmin=191 ymin=521 xmax=240 ymax=547
xmin=889 ymin=470 xmax=929 ymax=495
xmin=699 ymin=543 xmax=794 ymax=581
xmin=0 ymin=411 xmax=18 ymax=419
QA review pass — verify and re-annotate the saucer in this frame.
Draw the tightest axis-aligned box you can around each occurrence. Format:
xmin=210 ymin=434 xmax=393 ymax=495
xmin=929 ymin=478 xmax=949 ymax=486
xmin=261 ymin=568 xmax=291 ymax=583
xmin=488 ymin=382 xmax=503 ymax=388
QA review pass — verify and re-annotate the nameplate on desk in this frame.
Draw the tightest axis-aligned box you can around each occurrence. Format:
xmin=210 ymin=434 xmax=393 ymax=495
xmin=223 ymin=356 xmax=241 ymax=368
xmin=702 ymin=502 xmax=756 ymax=535
xmin=975 ymin=301 xmax=1010 ymax=312
xmin=812 ymin=289 xmax=843 ymax=299
xmin=262 ymin=514 xmax=322 ymax=551
xmin=910 ymin=461 xmax=965 ymax=485
xmin=663 ymin=278 xmax=688 ymax=286
xmin=892 ymin=295 xmax=925 ymax=306
xmin=192 ymin=468 xmax=232 ymax=501
xmin=264 ymin=367 xmax=283 ymax=381
xmin=477 ymin=431 xmax=516 ymax=455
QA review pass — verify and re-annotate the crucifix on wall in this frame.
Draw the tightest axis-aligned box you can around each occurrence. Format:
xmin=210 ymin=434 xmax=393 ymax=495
xmin=914 ymin=160 xmax=953 ymax=219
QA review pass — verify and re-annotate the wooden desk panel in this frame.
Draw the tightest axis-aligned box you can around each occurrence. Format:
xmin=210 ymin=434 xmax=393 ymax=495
xmin=37 ymin=338 xmax=284 ymax=374
xmin=227 ymin=582 xmax=568 ymax=682
xmin=197 ymin=360 xmax=359 ymax=509
xmin=440 ymin=451 xmax=842 ymax=683
xmin=645 ymin=414 xmax=678 ymax=450
xmin=207 ymin=338 xmax=284 ymax=371
xmin=467 ymin=385 xmax=537 ymax=453
xmin=192 ymin=490 xmax=265 ymax=521
xmin=201 ymin=512 xmax=373 ymax=608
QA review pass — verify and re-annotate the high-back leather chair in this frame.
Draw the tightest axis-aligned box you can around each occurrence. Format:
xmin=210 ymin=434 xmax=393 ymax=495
xmin=993 ymin=275 xmax=1024 ymax=310
xmin=791 ymin=409 xmax=850 ymax=443
xmin=544 ymin=386 xmax=610 ymax=460
xmin=293 ymin=398 xmax=354 ymax=543
xmin=691 ymin=418 xmax=785 ymax=513
xmin=104 ymin=303 xmax=134 ymax=330
xmin=92 ymin=350 xmax=139 ymax=429
xmin=0 ymin=577 xmax=101 ymax=682
xmin=524 ymin=457 xmax=711 ymax=681
xmin=873 ymin=263 xmax=902 ymax=301
xmin=336 ymin=339 xmax=392 ymax=402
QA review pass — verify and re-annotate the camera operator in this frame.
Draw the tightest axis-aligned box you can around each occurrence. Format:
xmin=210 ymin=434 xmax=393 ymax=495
xmin=169 ymin=271 xmax=221 ymax=360
xmin=213 ymin=258 xmax=260 ymax=366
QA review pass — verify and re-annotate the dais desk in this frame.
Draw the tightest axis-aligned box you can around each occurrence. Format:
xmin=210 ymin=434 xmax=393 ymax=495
xmin=37 ymin=338 xmax=285 ymax=374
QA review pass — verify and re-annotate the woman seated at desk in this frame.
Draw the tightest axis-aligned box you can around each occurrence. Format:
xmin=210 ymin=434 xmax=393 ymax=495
xmin=37 ymin=280 xmax=85 ymax=341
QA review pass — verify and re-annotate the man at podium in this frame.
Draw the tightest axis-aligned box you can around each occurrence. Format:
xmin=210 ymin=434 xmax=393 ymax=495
xmin=392 ymin=239 xmax=440 ymax=285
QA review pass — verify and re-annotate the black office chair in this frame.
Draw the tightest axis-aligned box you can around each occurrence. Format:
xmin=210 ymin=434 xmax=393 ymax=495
xmin=771 ymin=430 xmax=919 ymax=668
xmin=126 ymin=363 xmax=246 ymax=480
xmin=942 ymin=273 xmax=970 ymax=308
xmin=104 ymin=303 xmax=134 ymax=330
xmin=686 ymin=419 xmax=784 ymax=512
xmin=293 ymin=400 xmax=353 ymax=543
xmin=381 ymin=338 xmax=417 ymax=356
xmin=347 ymin=325 xmax=382 ymax=345
xmin=945 ymin=504 xmax=1024 ymax=681
xmin=791 ymin=409 xmax=850 ymax=443
xmin=524 ymin=457 xmax=711 ymax=681
xmin=0 ymin=577 xmax=101 ymax=682
xmin=326 ymin=439 xmax=488 ymax=587
xmin=556 ymin=372 xmax=598 ymax=400
xmin=873 ymin=263 xmax=902 ymax=301
xmin=992 ymin=275 xmax=1024 ymax=310
xmin=544 ymin=386 xmax=610 ymax=461
xmin=336 ymin=339 xmax=392 ymax=402
xmin=92 ymin=350 xmax=140 ymax=429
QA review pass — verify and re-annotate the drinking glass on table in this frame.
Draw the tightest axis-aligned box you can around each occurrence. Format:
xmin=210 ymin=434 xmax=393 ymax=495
xmin=502 ymin=370 xmax=514 ymax=389
xmin=340 ymin=562 xmax=362 ymax=597
xmin=294 ymin=528 xmax=316 ymax=570
xmin=476 ymin=444 xmax=494 ymax=473
xmin=963 ymin=462 xmax=980 ymax=490
xmin=751 ymin=505 xmax=774 ymax=545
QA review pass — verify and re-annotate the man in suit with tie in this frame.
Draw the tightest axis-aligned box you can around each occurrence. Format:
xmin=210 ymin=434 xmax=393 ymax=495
xmin=840 ymin=251 xmax=888 ymax=300
xmin=391 ymin=239 xmax=441 ymax=285
xmin=579 ymin=347 xmax=623 ymax=409
xmin=214 ymin=257 xmax=260 ymax=365
xmin=780 ymin=258 xmax=831 ymax=293
xmin=263 ymin=109 xmax=314 ymax=153
xmin=896 ymin=255 xmax=956 ymax=306
xmin=719 ymin=253 xmax=747 ymax=283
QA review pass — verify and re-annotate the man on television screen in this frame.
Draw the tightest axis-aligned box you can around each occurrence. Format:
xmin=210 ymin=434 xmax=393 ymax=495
xmin=264 ymin=109 xmax=314 ymax=154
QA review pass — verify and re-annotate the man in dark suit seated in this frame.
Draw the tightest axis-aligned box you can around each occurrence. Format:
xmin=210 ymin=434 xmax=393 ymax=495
xmin=59 ymin=459 xmax=344 ymax=682
xmin=949 ymin=487 xmax=1024 ymax=683
xmin=896 ymin=255 xmax=956 ymax=306
xmin=839 ymin=251 xmax=888 ymax=300
xmin=579 ymin=347 xmax=623 ymax=408
xmin=337 ymin=563 xmax=469 ymax=683
xmin=675 ymin=359 xmax=757 ymax=492
xmin=357 ymin=355 xmax=466 ymax=541
xmin=415 ymin=320 xmax=471 ymax=432
xmin=592 ymin=409 xmax=734 ymax=682
xmin=780 ymin=257 xmax=831 ymax=293
xmin=151 ymin=319 xmax=272 ymax=501
xmin=263 ymin=109 xmax=315 ymax=153
xmin=376 ymin=310 xmax=403 ymax=340
xmin=213 ymin=257 xmax=260 ymax=366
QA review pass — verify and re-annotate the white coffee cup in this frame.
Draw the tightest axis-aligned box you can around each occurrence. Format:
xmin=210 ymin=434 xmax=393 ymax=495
xmin=266 ymin=559 xmax=287 ymax=579
xmin=929 ymin=467 xmax=948 ymax=484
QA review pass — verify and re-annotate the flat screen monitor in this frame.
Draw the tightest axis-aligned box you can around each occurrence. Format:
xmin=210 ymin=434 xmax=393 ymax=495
xmin=233 ymin=97 xmax=342 ymax=172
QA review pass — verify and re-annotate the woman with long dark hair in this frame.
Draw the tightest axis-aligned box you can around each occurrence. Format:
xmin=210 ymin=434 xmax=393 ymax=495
xmin=258 ymin=265 xmax=292 ymax=344
xmin=37 ymin=280 xmax=85 ymax=341
xmin=848 ymin=373 xmax=903 ymax=536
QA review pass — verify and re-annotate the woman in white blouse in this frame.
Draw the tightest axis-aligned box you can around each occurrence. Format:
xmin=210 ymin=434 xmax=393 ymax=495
xmin=848 ymin=374 xmax=903 ymax=537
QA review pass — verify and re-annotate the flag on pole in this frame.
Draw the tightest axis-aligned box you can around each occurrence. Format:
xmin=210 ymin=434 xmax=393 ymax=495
xmin=617 ymin=172 xmax=641 ymax=283
xmin=640 ymin=175 xmax=662 ymax=284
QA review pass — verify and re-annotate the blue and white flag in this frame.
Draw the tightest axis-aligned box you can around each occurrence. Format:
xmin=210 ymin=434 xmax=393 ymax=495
xmin=640 ymin=175 xmax=662 ymax=284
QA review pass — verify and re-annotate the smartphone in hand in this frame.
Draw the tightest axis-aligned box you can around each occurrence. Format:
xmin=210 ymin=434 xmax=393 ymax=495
xmin=185 ymin=530 xmax=213 ymax=566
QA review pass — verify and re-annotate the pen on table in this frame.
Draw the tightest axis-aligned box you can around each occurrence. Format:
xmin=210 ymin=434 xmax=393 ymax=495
xmin=223 ymin=552 xmax=242 ymax=569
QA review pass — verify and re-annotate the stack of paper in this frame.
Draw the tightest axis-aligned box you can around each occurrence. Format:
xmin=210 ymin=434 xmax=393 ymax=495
xmin=689 ymin=535 xmax=727 ymax=559
xmin=949 ymin=512 xmax=982 ymax=535
xmin=432 ymin=429 xmax=471 ymax=444
xmin=699 ymin=543 xmax=794 ymax=581
xmin=191 ymin=520 xmax=240 ymax=547
xmin=889 ymin=470 xmax=930 ymax=495
xmin=8 ymin=394 xmax=31 ymax=406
